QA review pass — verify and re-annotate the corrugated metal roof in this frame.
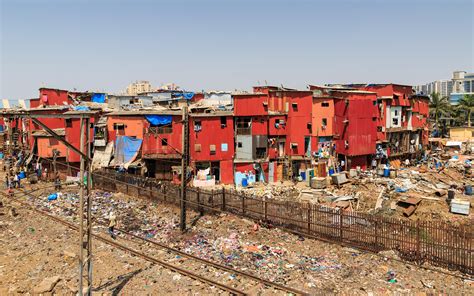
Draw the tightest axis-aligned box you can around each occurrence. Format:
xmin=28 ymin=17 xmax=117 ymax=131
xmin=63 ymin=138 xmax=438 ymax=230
xmin=106 ymin=110 xmax=182 ymax=116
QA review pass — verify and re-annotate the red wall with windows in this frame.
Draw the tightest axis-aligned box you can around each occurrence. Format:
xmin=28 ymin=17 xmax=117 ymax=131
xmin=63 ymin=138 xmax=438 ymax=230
xmin=107 ymin=116 xmax=146 ymax=142
xmin=142 ymin=116 xmax=182 ymax=156
xmin=190 ymin=116 xmax=234 ymax=161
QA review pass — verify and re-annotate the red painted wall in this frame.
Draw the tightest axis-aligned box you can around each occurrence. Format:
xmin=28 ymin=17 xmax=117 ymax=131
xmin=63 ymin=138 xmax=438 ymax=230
xmin=190 ymin=116 xmax=234 ymax=161
xmin=312 ymin=97 xmax=334 ymax=137
xmin=286 ymin=91 xmax=313 ymax=156
xmin=251 ymin=116 xmax=268 ymax=135
xmin=142 ymin=116 xmax=182 ymax=156
xmin=220 ymin=159 xmax=234 ymax=184
xmin=65 ymin=118 xmax=95 ymax=162
xmin=28 ymin=109 xmax=66 ymax=149
xmin=29 ymin=98 xmax=40 ymax=108
xmin=37 ymin=137 xmax=68 ymax=158
xmin=268 ymin=115 xmax=287 ymax=136
xmin=233 ymin=94 xmax=268 ymax=116
xmin=333 ymin=91 xmax=378 ymax=157
xmin=39 ymin=88 xmax=70 ymax=106
xmin=107 ymin=116 xmax=146 ymax=143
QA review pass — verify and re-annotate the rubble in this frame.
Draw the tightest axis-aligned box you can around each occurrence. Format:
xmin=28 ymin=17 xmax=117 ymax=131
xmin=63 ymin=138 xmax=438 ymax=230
xmin=33 ymin=276 xmax=61 ymax=294
xmin=2 ymin=179 xmax=473 ymax=294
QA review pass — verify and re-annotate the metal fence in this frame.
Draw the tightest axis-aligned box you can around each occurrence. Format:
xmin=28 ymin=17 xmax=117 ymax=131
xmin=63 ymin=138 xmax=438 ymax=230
xmin=92 ymin=170 xmax=474 ymax=275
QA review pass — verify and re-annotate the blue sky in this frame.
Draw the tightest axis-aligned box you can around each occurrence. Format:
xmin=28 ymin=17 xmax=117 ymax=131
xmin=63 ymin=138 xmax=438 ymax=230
xmin=1 ymin=0 xmax=473 ymax=100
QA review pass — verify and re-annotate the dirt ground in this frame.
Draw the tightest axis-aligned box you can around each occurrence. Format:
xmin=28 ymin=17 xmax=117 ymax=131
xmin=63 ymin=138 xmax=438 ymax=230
xmin=1 ymin=182 xmax=473 ymax=295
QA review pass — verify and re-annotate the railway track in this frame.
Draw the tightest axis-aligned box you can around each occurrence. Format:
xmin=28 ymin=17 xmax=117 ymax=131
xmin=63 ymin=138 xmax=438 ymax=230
xmin=3 ymin=185 xmax=308 ymax=295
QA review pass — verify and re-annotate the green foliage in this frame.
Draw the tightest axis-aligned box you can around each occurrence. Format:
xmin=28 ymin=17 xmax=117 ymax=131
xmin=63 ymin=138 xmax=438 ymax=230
xmin=456 ymin=94 xmax=474 ymax=127
xmin=429 ymin=92 xmax=451 ymax=128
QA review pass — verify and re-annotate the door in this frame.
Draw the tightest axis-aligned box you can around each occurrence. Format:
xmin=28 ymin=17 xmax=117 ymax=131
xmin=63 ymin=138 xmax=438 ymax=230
xmin=407 ymin=111 xmax=412 ymax=130
xmin=278 ymin=141 xmax=285 ymax=157
xmin=269 ymin=161 xmax=275 ymax=183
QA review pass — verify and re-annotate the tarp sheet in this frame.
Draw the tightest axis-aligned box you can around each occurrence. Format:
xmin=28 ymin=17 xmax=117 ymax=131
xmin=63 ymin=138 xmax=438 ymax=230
xmin=92 ymin=93 xmax=106 ymax=103
xmin=114 ymin=136 xmax=142 ymax=167
xmin=74 ymin=106 xmax=90 ymax=111
xmin=145 ymin=115 xmax=172 ymax=126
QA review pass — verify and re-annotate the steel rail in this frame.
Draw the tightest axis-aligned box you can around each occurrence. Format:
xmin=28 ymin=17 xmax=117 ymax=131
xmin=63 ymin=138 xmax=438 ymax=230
xmin=3 ymin=192 xmax=247 ymax=296
xmin=10 ymin=187 xmax=308 ymax=295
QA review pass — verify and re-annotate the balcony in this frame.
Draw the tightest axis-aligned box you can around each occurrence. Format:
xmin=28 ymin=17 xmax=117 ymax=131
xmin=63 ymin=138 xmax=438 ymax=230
xmin=148 ymin=126 xmax=173 ymax=134
xmin=236 ymin=127 xmax=251 ymax=135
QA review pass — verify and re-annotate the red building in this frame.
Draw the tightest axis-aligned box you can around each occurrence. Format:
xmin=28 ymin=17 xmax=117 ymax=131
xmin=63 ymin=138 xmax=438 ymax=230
xmin=189 ymin=111 xmax=234 ymax=184
xmin=357 ymin=84 xmax=430 ymax=160
xmin=332 ymin=89 xmax=378 ymax=169
xmin=233 ymin=92 xmax=269 ymax=184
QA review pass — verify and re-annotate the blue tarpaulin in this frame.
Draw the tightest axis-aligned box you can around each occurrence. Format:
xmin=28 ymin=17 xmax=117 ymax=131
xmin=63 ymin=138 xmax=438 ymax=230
xmin=145 ymin=115 xmax=172 ymax=126
xmin=183 ymin=92 xmax=194 ymax=100
xmin=74 ymin=106 xmax=90 ymax=111
xmin=92 ymin=93 xmax=106 ymax=103
xmin=114 ymin=136 xmax=142 ymax=166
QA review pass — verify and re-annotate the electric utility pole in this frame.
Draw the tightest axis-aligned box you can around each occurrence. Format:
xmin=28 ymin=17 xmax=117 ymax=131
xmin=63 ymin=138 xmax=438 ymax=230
xmin=180 ymin=106 xmax=189 ymax=232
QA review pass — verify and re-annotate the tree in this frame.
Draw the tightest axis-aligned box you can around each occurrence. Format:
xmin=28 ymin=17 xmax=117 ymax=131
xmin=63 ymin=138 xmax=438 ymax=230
xmin=429 ymin=92 xmax=451 ymax=129
xmin=456 ymin=94 xmax=474 ymax=127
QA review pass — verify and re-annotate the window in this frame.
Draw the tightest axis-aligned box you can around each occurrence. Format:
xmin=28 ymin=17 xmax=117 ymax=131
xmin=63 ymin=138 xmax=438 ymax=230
xmin=161 ymin=138 xmax=168 ymax=146
xmin=377 ymin=126 xmax=383 ymax=132
xmin=49 ymin=138 xmax=58 ymax=145
xmin=372 ymin=117 xmax=377 ymax=121
xmin=292 ymin=102 xmax=298 ymax=111
xmin=210 ymin=144 xmax=216 ymax=155
xmin=237 ymin=142 xmax=243 ymax=148
xmin=373 ymin=100 xmax=377 ymax=106
xmin=220 ymin=116 xmax=227 ymax=127
xmin=307 ymin=123 xmax=312 ymax=130
xmin=322 ymin=102 xmax=329 ymax=107
xmin=236 ymin=118 xmax=251 ymax=135
xmin=66 ymin=119 xmax=72 ymax=128
xmin=113 ymin=123 xmax=125 ymax=131
xmin=255 ymin=147 xmax=267 ymax=158
xmin=194 ymin=120 xmax=202 ymax=132
xmin=322 ymin=118 xmax=327 ymax=126
xmin=149 ymin=124 xmax=172 ymax=134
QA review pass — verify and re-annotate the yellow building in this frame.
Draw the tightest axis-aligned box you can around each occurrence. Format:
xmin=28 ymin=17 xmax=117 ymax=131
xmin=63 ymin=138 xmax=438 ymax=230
xmin=449 ymin=127 xmax=474 ymax=141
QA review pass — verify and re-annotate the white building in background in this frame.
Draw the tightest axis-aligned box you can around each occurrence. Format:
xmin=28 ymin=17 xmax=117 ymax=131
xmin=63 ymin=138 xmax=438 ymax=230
xmin=415 ymin=70 xmax=474 ymax=104
xmin=126 ymin=81 xmax=153 ymax=95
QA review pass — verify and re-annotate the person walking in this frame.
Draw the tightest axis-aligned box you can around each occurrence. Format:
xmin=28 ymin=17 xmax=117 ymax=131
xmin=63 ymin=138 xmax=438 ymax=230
xmin=108 ymin=212 xmax=117 ymax=239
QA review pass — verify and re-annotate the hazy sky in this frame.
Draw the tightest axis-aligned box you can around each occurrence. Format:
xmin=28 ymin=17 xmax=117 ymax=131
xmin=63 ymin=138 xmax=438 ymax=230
xmin=1 ymin=0 xmax=473 ymax=100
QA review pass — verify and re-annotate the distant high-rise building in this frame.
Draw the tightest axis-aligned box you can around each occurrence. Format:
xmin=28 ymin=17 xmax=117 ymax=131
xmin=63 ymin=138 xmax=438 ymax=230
xmin=126 ymin=81 xmax=153 ymax=95
xmin=415 ymin=71 xmax=474 ymax=104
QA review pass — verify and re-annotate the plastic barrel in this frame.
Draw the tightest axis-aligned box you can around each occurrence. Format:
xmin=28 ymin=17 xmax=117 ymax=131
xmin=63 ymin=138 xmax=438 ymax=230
xmin=465 ymin=185 xmax=473 ymax=196
xmin=329 ymin=168 xmax=335 ymax=176
xmin=383 ymin=168 xmax=390 ymax=177
xmin=241 ymin=178 xmax=248 ymax=187
xmin=19 ymin=171 xmax=26 ymax=179
xmin=300 ymin=171 xmax=306 ymax=180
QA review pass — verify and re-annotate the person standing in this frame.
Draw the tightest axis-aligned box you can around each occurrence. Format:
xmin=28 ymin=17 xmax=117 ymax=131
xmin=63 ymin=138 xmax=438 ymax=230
xmin=108 ymin=212 xmax=117 ymax=239
xmin=371 ymin=158 xmax=378 ymax=171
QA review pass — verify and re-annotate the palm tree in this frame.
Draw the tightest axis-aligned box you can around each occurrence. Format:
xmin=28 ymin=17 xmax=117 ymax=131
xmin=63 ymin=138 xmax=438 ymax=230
xmin=456 ymin=94 xmax=474 ymax=127
xmin=429 ymin=92 xmax=451 ymax=129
